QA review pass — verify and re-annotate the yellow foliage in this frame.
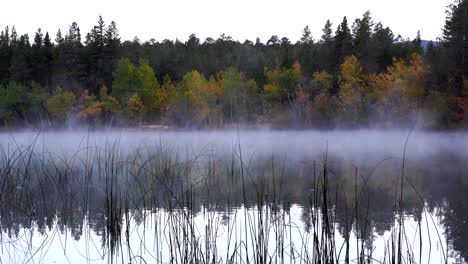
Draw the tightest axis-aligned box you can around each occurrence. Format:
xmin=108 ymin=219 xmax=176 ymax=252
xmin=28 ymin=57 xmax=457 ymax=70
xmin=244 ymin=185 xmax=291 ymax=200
xmin=367 ymin=72 xmax=393 ymax=106
xmin=311 ymin=71 xmax=333 ymax=93
xmin=45 ymin=87 xmax=77 ymax=124
xmin=125 ymin=93 xmax=144 ymax=119
xmin=100 ymin=86 xmax=119 ymax=114
xmin=384 ymin=53 xmax=427 ymax=111
xmin=339 ymin=56 xmax=364 ymax=86
xmin=339 ymin=56 xmax=365 ymax=107
xmin=178 ymin=70 xmax=222 ymax=124
xmin=77 ymin=89 xmax=103 ymax=120
xmin=292 ymin=61 xmax=302 ymax=76
xmin=156 ymin=76 xmax=177 ymax=111
xmin=263 ymin=83 xmax=281 ymax=103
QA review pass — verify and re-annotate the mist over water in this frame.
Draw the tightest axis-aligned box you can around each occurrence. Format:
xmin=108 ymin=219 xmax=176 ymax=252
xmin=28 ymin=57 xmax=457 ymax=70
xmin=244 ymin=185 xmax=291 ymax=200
xmin=0 ymin=129 xmax=467 ymax=263
xmin=2 ymin=129 xmax=467 ymax=162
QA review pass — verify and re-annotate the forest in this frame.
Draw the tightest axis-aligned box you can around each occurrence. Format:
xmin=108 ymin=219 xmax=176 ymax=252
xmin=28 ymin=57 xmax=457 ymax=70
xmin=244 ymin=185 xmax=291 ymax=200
xmin=0 ymin=1 xmax=466 ymax=129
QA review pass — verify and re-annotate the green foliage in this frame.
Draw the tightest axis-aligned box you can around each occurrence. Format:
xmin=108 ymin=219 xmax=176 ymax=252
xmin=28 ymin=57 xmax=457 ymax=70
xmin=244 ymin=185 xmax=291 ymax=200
xmin=219 ymin=67 xmax=243 ymax=122
xmin=0 ymin=9 xmax=465 ymax=128
xmin=0 ymin=84 xmax=16 ymax=124
xmin=334 ymin=16 xmax=353 ymax=69
xmin=28 ymin=82 xmax=48 ymax=121
xmin=112 ymin=57 xmax=136 ymax=100
xmin=311 ymin=71 xmax=333 ymax=94
xmin=45 ymin=87 xmax=76 ymax=124
xmin=124 ymin=93 xmax=144 ymax=123
xmin=0 ymin=82 xmax=26 ymax=124
xmin=112 ymin=58 xmax=161 ymax=114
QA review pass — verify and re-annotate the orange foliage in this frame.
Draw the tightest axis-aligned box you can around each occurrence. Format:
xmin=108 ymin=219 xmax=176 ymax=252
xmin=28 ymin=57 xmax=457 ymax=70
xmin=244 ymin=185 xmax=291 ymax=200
xmin=455 ymin=97 xmax=468 ymax=121
xmin=292 ymin=61 xmax=302 ymax=76
xmin=77 ymin=90 xmax=103 ymax=120
xmin=339 ymin=55 xmax=365 ymax=107
xmin=385 ymin=53 xmax=426 ymax=111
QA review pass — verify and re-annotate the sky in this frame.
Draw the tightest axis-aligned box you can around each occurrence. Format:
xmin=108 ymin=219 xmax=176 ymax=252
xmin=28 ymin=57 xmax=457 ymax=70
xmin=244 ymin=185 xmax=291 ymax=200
xmin=0 ymin=0 xmax=453 ymax=43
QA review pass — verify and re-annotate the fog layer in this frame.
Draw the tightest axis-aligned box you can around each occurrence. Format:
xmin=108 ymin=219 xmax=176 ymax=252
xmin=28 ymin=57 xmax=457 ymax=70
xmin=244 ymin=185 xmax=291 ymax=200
xmin=1 ymin=129 xmax=466 ymax=165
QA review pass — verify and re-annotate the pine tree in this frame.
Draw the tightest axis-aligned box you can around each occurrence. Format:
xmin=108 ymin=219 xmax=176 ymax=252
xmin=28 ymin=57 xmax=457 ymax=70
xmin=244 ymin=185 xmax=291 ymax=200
xmin=372 ymin=22 xmax=394 ymax=72
xmin=321 ymin=20 xmax=333 ymax=43
xmin=31 ymin=28 xmax=44 ymax=85
xmin=300 ymin=26 xmax=313 ymax=44
xmin=0 ymin=26 xmax=12 ymax=84
xmin=352 ymin=11 xmax=375 ymax=72
xmin=334 ymin=17 xmax=353 ymax=73
xmin=442 ymin=0 xmax=468 ymax=96
xmin=103 ymin=21 xmax=120 ymax=88
xmin=84 ymin=16 xmax=108 ymax=93
xmin=299 ymin=26 xmax=317 ymax=76
xmin=57 ymin=22 xmax=84 ymax=93
xmin=43 ymin=32 xmax=53 ymax=89
xmin=9 ymin=34 xmax=31 ymax=84
xmin=318 ymin=20 xmax=334 ymax=73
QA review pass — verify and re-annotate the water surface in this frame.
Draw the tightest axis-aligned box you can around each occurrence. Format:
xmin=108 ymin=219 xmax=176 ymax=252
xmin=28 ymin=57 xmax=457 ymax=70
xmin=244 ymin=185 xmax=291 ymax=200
xmin=0 ymin=129 xmax=467 ymax=263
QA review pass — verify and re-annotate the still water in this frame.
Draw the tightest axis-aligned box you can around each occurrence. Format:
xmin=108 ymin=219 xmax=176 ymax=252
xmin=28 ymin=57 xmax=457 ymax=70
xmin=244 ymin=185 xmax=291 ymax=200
xmin=0 ymin=129 xmax=467 ymax=263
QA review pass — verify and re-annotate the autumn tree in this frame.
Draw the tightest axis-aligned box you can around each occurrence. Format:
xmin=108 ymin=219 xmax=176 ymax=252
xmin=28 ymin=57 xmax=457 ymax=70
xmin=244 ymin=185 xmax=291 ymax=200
xmin=135 ymin=59 xmax=161 ymax=114
xmin=173 ymin=70 xmax=221 ymax=126
xmin=219 ymin=67 xmax=243 ymax=123
xmin=156 ymin=75 xmax=177 ymax=112
xmin=45 ymin=87 xmax=76 ymax=125
xmin=99 ymin=85 xmax=119 ymax=126
xmin=0 ymin=13 xmax=464 ymax=128
xmin=112 ymin=57 xmax=136 ymax=100
xmin=368 ymin=53 xmax=427 ymax=124
xmin=385 ymin=54 xmax=426 ymax=114
xmin=310 ymin=71 xmax=338 ymax=126
xmin=77 ymin=89 xmax=102 ymax=125
xmin=338 ymin=56 xmax=368 ymax=124
xmin=263 ymin=67 xmax=282 ymax=105
xmin=125 ymin=93 xmax=144 ymax=125
xmin=112 ymin=57 xmax=162 ymax=120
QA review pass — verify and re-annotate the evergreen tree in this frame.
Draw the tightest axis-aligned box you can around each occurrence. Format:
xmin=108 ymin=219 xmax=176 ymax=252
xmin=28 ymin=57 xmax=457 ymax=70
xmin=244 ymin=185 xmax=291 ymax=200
xmin=85 ymin=16 xmax=107 ymax=92
xmin=9 ymin=34 xmax=31 ymax=84
xmin=53 ymin=22 xmax=85 ymax=93
xmin=318 ymin=20 xmax=334 ymax=72
xmin=372 ymin=22 xmax=394 ymax=72
xmin=352 ymin=11 xmax=375 ymax=72
xmin=43 ymin=32 xmax=53 ymax=89
xmin=334 ymin=17 xmax=353 ymax=73
xmin=298 ymin=26 xmax=317 ymax=76
xmin=300 ymin=26 xmax=313 ymax=44
xmin=280 ymin=37 xmax=293 ymax=68
xmin=31 ymin=28 xmax=44 ymax=85
xmin=103 ymin=21 xmax=120 ymax=88
xmin=0 ymin=11 xmax=464 ymax=128
xmin=0 ymin=26 xmax=12 ymax=84
xmin=442 ymin=0 xmax=468 ymax=96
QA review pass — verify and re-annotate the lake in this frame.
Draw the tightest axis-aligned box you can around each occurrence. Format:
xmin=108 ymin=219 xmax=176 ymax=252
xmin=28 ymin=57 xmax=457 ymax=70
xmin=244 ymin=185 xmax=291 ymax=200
xmin=0 ymin=129 xmax=467 ymax=263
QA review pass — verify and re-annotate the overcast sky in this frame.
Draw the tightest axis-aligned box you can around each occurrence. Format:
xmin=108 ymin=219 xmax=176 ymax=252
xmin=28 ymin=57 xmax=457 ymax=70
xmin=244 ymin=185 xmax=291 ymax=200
xmin=0 ymin=0 xmax=453 ymax=43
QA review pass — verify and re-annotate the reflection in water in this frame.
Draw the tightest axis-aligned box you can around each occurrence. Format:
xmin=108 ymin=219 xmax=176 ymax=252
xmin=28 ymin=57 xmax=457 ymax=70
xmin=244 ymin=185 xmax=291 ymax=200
xmin=0 ymin=206 xmax=452 ymax=264
xmin=0 ymin=130 xmax=467 ymax=263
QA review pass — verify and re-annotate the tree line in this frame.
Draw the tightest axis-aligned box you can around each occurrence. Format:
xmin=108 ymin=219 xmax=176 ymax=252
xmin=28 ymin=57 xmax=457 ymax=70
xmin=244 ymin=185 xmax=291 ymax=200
xmin=0 ymin=1 xmax=466 ymax=128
